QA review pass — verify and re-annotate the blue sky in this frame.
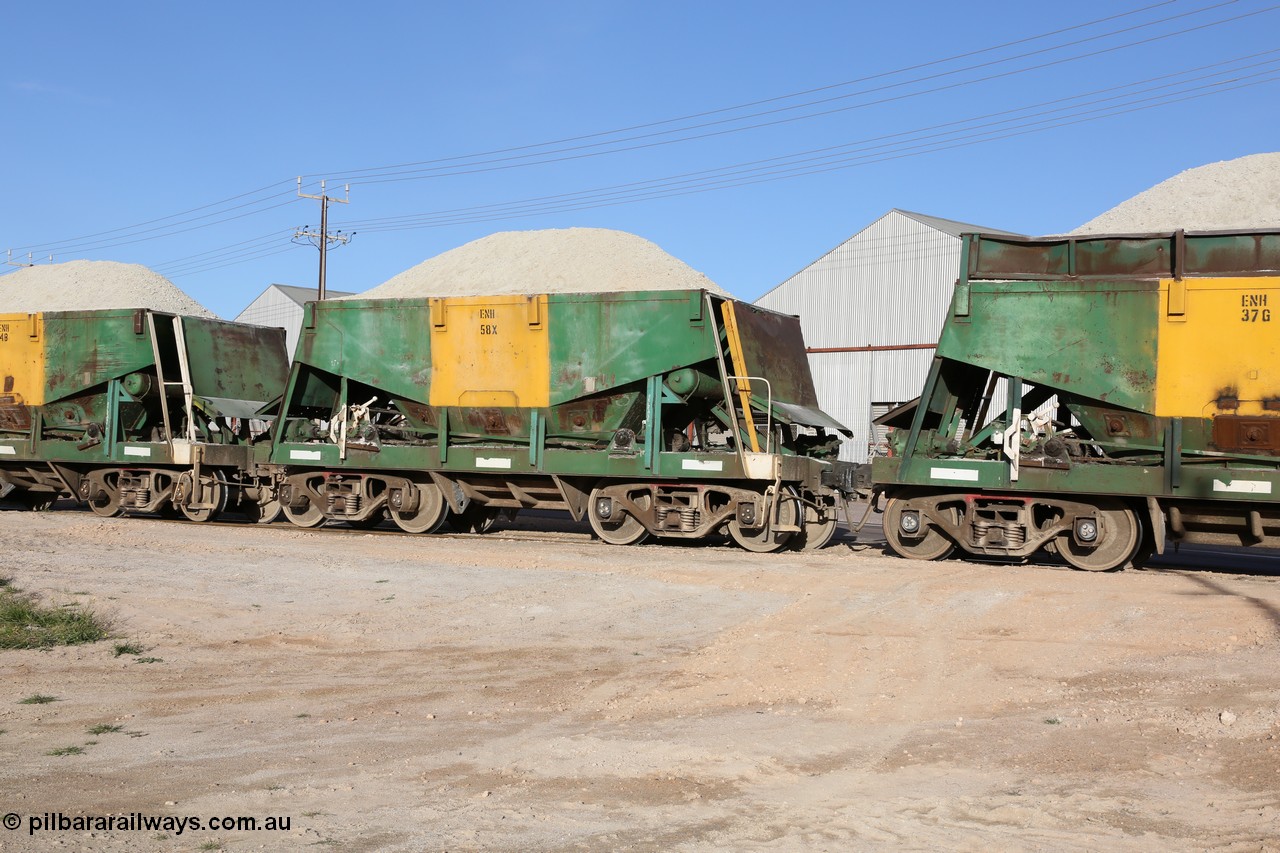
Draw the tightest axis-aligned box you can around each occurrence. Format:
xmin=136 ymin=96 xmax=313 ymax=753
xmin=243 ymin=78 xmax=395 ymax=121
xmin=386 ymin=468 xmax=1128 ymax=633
xmin=3 ymin=1 xmax=1278 ymax=318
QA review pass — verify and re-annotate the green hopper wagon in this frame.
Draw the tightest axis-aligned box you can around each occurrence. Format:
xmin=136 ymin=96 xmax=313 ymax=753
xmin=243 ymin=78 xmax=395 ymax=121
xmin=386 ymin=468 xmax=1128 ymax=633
xmin=0 ymin=308 xmax=289 ymax=520
xmin=874 ymin=228 xmax=1280 ymax=570
xmin=272 ymin=289 xmax=856 ymax=551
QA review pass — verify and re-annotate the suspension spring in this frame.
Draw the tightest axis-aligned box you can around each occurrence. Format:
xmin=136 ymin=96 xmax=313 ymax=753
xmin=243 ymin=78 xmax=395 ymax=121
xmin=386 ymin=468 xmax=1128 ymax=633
xmin=679 ymin=507 xmax=699 ymax=532
xmin=327 ymin=493 xmax=361 ymax=516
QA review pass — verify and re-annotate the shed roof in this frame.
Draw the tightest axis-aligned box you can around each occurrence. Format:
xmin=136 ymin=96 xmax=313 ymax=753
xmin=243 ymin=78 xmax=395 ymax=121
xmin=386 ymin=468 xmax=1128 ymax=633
xmin=265 ymin=283 xmax=355 ymax=306
xmin=758 ymin=209 xmax=1021 ymax=304
xmin=892 ymin=209 xmax=1022 ymax=239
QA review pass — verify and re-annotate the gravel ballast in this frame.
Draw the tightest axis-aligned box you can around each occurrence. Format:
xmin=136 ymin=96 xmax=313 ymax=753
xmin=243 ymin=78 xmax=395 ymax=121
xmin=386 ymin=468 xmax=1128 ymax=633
xmin=354 ymin=227 xmax=727 ymax=300
xmin=1071 ymin=151 xmax=1280 ymax=234
xmin=0 ymin=260 xmax=217 ymax=317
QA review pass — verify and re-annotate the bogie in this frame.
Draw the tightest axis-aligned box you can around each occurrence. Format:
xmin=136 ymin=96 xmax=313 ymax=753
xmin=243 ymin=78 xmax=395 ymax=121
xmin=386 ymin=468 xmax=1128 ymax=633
xmin=881 ymin=489 xmax=1143 ymax=571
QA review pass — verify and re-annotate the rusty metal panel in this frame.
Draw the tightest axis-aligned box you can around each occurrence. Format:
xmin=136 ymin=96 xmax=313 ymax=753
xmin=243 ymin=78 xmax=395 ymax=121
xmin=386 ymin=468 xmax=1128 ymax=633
xmin=1212 ymin=416 xmax=1280 ymax=454
xmin=546 ymin=290 xmax=715 ymax=405
xmin=181 ymin=316 xmax=290 ymax=410
xmin=731 ymin=303 xmax=820 ymax=409
xmin=298 ymin=298 xmax=435 ymax=406
xmin=968 ymin=230 xmax=1280 ymax=282
xmin=936 ymin=278 xmax=1160 ymax=412
xmin=42 ymin=310 xmax=154 ymax=402
xmin=1183 ymin=232 xmax=1280 ymax=275
xmin=969 ymin=236 xmax=1074 ymax=278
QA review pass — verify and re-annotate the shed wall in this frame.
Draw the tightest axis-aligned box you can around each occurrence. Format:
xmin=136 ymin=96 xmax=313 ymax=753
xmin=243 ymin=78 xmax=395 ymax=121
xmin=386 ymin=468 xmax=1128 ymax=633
xmin=756 ymin=211 xmax=967 ymax=463
xmin=235 ymin=288 xmax=305 ymax=360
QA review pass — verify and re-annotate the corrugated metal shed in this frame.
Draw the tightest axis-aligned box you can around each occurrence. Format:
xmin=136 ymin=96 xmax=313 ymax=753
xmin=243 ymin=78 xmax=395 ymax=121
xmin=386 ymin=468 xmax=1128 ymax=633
xmin=756 ymin=210 xmax=1022 ymax=462
xmin=235 ymin=284 xmax=353 ymax=361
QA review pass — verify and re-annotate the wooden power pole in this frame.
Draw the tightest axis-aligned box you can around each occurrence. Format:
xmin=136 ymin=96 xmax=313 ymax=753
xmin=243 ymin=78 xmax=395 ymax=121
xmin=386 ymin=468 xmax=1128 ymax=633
xmin=294 ymin=177 xmax=351 ymax=300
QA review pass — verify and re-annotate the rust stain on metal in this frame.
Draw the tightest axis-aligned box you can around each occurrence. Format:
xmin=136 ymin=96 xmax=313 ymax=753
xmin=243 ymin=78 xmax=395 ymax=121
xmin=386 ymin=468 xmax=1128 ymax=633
xmin=1213 ymin=414 xmax=1280 ymax=453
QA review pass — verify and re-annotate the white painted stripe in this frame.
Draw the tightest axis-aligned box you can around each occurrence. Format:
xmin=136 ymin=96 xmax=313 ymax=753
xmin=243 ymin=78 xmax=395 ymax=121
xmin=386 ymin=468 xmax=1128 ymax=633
xmin=0 ymin=446 xmax=15 ymax=456
xmin=930 ymin=466 xmax=980 ymax=482
xmin=290 ymin=449 xmax=323 ymax=461
xmin=682 ymin=459 xmax=724 ymax=472
xmin=476 ymin=457 xmax=513 ymax=469
xmin=123 ymin=446 xmax=152 ymax=458
xmin=1212 ymin=478 xmax=1272 ymax=495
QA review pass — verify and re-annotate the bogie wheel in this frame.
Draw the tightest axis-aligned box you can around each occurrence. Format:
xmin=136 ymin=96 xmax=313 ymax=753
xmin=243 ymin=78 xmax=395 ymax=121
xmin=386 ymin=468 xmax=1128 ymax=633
xmin=791 ymin=500 xmax=839 ymax=551
xmin=883 ymin=492 xmax=957 ymax=561
xmin=448 ymin=504 xmax=502 ymax=534
xmin=1058 ymin=500 xmax=1140 ymax=572
xmin=243 ymin=498 xmax=283 ymax=525
xmin=87 ymin=472 xmax=124 ymax=518
xmin=588 ymin=487 xmax=651 ymax=546
xmin=389 ymin=484 xmax=448 ymax=534
xmin=179 ymin=472 xmax=228 ymax=523
xmin=282 ymin=499 xmax=326 ymax=529
xmin=728 ymin=491 xmax=799 ymax=553
xmin=237 ymin=484 xmax=282 ymax=524
xmin=345 ymin=508 xmax=387 ymax=530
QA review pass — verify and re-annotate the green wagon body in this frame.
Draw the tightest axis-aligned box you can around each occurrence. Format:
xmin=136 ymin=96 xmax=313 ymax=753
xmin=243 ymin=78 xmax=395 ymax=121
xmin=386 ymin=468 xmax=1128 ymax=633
xmin=0 ymin=308 xmax=289 ymax=518
xmin=872 ymin=229 xmax=1280 ymax=569
xmin=271 ymin=289 xmax=854 ymax=549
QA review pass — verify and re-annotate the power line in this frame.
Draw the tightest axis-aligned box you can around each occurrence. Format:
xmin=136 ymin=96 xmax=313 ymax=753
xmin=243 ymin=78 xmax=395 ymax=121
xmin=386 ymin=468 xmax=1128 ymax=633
xmin=7 ymin=1 xmax=1248 ymax=258
xmin=156 ymin=52 xmax=1280 ymax=275
xmin=321 ymin=1 xmax=1270 ymax=187
xmin=159 ymin=243 xmax=306 ymax=279
xmin=8 ymin=1 xmax=1274 ymax=274
xmin=309 ymin=0 xmax=1194 ymax=181
xmin=7 ymin=179 xmax=301 ymax=254
xmin=151 ymin=230 xmax=296 ymax=276
xmin=330 ymin=53 xmax=1280 ymax=232
xmin=338 ymin=74 xmax=1280 ymax=230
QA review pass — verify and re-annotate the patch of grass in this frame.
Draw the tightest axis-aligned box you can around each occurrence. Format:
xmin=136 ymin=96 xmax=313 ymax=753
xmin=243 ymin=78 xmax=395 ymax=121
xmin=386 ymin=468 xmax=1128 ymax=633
xmin=19 ymin=693 xmax=57 ymax=705
xmin=46 ymin=745 xmax=85 ymax=756
xmin=199 ymin=842 xmax=223 ymax=851
xmin=113 ymin=641 xmax=144 ymax=657
xmin=87 ymin=723 xmax=123 ymax=735
xmin=295 ymin=713 xmax=311 ymax=718
xmin=134 ymin=656 xmax=163 ymax=664
xmin=1044 ymin=717 xmax=1062 ymax=725
xmin=375 ymin=579 xmax=389 ymax=584
xmin=0 ymin=584 xmax=111 ymax=649
xmin=302 ymin=811 xmax=324 ymax=817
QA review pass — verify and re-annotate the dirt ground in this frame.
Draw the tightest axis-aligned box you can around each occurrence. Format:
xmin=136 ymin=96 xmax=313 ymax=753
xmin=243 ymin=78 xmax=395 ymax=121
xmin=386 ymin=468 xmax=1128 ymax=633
xmin=0 ymin=506 xmax=1278 ymax=852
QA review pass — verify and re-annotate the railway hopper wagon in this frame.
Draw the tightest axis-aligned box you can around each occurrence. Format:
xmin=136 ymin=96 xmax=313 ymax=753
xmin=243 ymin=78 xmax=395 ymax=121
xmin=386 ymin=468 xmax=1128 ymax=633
xmin=0 ymin=308 xmax=289 ymax=520
xmin=272 ymin=289 xmax=856 ymax=550
xmin=874 ymin=228 xmax=1280 ymax=570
